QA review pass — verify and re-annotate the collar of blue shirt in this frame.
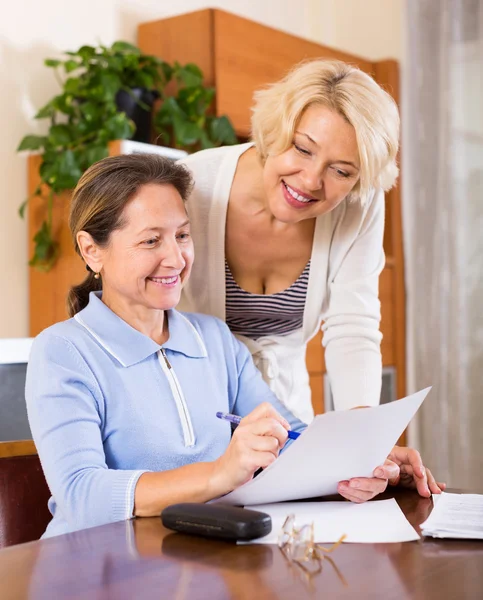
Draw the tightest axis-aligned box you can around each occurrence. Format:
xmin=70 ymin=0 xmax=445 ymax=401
xmin=74 ymin=292 xmax=207 ymax=367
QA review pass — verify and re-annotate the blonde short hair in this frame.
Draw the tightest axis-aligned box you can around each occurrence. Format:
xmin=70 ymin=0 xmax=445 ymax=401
xmin=251 ymin=59 xmax=400 ymax=202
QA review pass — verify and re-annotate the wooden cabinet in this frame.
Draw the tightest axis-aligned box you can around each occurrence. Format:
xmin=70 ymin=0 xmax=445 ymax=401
xmin=138 ymin=9 xmax=406 ymax=418
xmin=28 ymin=9 xmax=406 ymax=428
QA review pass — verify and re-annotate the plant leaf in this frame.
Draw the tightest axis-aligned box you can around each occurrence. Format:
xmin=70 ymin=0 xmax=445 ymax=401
xmin=173 ymin=116 xmax=203 ymax=147
xmin=55 ymin=150 xmax=83 ymax=189
xmin=17 ymin=135 xmax=47 ymax=152
xmin=18 ymin=187 xmax=40 ymax=220
xmin=209 ymin=116 xmax=238 ymax=145
xmin=199 ymin=130 xmax=215 ymax=150
xmin=84 ymin=144 xmax=109 ymax=166
xmin=99 ymin=72 xmax=122 ymax=101
xmin=48 ymin=124 xmax=73 ymax=146
xmin=175 ymin=63 xmax=203 ymax=88
xmin=34 ymin=102 xmax=56 ymax=119
xmin=44 ymin=58 xmax=61 ymax=68
xmin=111 ymin=41 xmax=140 ymax=55
xmin=64 ymin=77 xmax=82 ymax=96
xmin=29 ymin=220 xmax=60 ymax=271
xmin=64 ymin=59 xmax=79 ymax=73
xmin=104 ymin=112 xmax=135 ymax=140
xmin=77 ymin=45 xmax=96 ymax=61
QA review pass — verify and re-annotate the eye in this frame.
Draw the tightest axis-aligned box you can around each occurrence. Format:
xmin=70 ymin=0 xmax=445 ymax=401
xmin=177 ymin=231 xmax=191 ymax=242
xmin=293 ymin=143 xmax=311 ymax=157
xmin=332 ymin=167 xmax=351 ymax=179
xmin=142 ymin=237 xmax=159 ymax=247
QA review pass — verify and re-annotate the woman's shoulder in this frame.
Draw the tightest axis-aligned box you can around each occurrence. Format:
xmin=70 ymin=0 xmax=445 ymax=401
xmin=30 ymin=318 xmax=93 ymax=362
xmin=178 ymin=143 xmax=252 ymax=181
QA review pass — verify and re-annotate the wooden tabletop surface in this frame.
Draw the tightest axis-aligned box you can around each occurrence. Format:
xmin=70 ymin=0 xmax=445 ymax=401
xmin=0 ymin=489 xmax=482 ymax=599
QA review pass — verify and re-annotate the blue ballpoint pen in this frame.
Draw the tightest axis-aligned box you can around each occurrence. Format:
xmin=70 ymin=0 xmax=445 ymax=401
xmin=216 ymin=411 xmax=301 ymax=440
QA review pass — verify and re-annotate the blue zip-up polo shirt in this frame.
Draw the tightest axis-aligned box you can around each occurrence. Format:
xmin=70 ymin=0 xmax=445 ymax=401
xmin=26 ymin=292 xmax=305 ymax=538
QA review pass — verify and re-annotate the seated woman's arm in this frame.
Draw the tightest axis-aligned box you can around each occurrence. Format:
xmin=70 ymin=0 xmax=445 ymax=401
xmin=26 ymin=332 xmax=151 ymax=531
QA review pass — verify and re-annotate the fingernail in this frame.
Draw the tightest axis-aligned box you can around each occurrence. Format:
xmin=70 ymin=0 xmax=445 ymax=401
xmin=339 ymin=482 xmax=348 ymax=489
xmin=375 ymin=469 xmax=385 ymax=478
xmin=349 ymin=480 xmax=359 ymax=488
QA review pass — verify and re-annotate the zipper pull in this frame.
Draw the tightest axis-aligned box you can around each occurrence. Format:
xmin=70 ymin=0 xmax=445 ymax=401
xmin=160 ymin=348 xmax=172 ymax=369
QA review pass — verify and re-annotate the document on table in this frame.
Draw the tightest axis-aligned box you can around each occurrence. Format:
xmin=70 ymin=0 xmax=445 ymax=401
xmin=421 ymin=492 xmax=483 ymax=539
xmin=242 ymin=498 xmax=420 ymax=544
xmin=215 ymin=388 xmax=430 ymax=506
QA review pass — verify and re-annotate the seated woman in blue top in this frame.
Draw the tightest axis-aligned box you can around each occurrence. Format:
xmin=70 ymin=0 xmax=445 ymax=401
xmin=26 ymin=154 xmax=442 ymax=538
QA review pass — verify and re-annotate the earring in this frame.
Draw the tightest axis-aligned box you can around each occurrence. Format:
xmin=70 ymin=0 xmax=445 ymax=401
xmin=94 ymin=272 xmax=100 ymax=280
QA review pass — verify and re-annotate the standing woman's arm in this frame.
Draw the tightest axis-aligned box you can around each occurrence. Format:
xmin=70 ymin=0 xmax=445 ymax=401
xmin=321 ymin=189 xmax=385 ymax=410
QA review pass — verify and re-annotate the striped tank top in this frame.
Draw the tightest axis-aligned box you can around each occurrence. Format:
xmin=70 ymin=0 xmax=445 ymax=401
xmin=225 ymin=260 xmax=310 ymax=339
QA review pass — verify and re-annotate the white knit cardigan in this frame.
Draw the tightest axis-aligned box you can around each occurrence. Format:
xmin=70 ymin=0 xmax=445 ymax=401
xmin=178 ymin=143 xmax=384 ymax=423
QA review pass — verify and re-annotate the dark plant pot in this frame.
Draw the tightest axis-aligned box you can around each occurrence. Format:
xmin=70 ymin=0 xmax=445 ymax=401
xmin=115 ymin=88 xmax=159 ymax=144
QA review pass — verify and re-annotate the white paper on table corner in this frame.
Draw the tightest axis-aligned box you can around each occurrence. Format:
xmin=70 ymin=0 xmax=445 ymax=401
xmin=214 ymin=387 xmax=431 ymax=506
xmin=240 ymin=498 xmax=420 ymax=544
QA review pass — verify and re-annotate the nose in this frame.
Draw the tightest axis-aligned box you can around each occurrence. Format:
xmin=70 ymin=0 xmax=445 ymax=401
xmin=301 ymin=165 xmax=324 ymax=192
xmin=162 ymin=238 xmax=185 ymax=270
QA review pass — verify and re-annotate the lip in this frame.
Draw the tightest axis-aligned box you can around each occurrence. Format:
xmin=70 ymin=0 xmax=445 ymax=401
xmin=281 ymin=181 xmax=318 ymax=209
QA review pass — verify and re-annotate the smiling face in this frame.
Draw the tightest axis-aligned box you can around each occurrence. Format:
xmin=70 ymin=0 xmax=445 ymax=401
xmin=262 ymin=104 xmax=360 ymax=223
xmin=85 ymin=183 xmax=194 ymax=321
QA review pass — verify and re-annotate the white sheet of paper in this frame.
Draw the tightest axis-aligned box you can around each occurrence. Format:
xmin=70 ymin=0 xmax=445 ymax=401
xmin=242 ymin=498 xmax=420 ymax=544
xmin=216 ymin=388 xmax=430 ymax=506
xmin=421 ymin=492 xmax=483 ymax=539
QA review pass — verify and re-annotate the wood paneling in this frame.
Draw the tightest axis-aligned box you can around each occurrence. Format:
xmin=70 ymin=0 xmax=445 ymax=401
xmin=309 ymin=373 xmax=324 ymax=415
xmin=28 ymin=157 xmax=84 ymax=335
xmin=380 ymin=266 xmax=395 ymax=365
xmin=373 ymin=60 xmax=406 ymax=402
xmin=306 ymin=330 xmax=325 ymax=374
xmin=138 ymin=11 xmax=215 ymax=86
xmin=0 ymin=440 xmax=36 ymax=459
xmin=306 ymin=264 xmax=396 ymax=414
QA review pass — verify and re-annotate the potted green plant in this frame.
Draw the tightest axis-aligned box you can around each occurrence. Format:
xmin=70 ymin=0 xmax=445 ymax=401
xmin=17 ymin=41 xmax=169 ymax=270
xmin=18 ymin=42 xmax=237 ymax=272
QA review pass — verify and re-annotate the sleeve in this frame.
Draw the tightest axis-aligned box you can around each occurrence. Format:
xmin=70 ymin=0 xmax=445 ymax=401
xmin=25 ymin=333 xmax=149 ymax=532
xmin=228 ymin=331 xmax=306 ymax=435
xmin=322 ymin=189 xmax=385 ymax=410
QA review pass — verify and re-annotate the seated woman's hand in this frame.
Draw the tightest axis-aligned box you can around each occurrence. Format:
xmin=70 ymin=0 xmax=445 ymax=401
xmin=210 ymin=403 xmax=289 ymax=496
xmin=337 ymin=458 xmax=400 ymax=503
xmin=385 ymin=445 xmax=446 ymax=497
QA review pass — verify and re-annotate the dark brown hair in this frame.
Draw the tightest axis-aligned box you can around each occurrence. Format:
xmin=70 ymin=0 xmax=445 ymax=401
xmin=67 ymin=153 xmax=193 ymax=317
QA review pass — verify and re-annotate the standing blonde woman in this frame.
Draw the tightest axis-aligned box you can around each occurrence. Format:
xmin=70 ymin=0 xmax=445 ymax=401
xmin=179 ymin=59 xmax=399 ymax=423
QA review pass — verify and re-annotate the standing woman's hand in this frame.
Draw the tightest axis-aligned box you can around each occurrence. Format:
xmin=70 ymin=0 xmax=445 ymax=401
xmin=386 ymin=446 xmax=446 ymax=497
xmin=209 ymin=403 xmax=289 ymax=497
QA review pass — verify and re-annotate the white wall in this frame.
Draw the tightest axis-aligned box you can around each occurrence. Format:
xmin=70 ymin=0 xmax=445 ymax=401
xmin=0 ymin=0 xmax=402 ymax=337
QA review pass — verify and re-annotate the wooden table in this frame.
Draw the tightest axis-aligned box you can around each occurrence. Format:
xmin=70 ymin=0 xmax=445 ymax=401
xmin=0 ymin=490 xmax=482 ymax=599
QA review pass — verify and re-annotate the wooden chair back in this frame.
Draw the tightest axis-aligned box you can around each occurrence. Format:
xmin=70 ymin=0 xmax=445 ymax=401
xmin=0 ymin=441 xmax=51 ymax=548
